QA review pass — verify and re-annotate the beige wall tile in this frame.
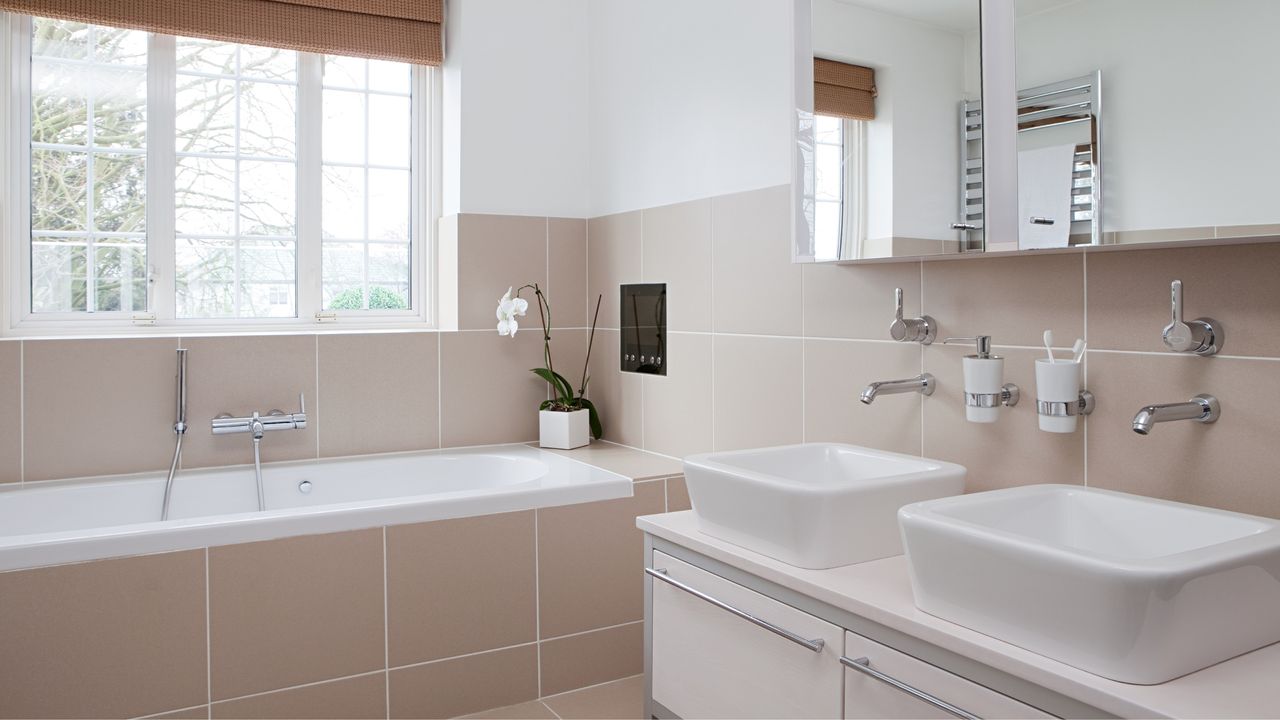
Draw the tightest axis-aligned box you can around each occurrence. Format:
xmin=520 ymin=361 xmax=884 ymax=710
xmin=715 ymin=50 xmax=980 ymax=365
xmin=542 ymin=675 xmax=644 ymax=720
xmin=538 ymin=481 xmax=665 ymax=638
xmin=539 ymin=622 xmax=644 ymax=697
xmin=0 ymin=342 xmax=20 ymax=483
xmin=642 ymin=198 xmax=713 ymax=332
xmin=1086 ymin=243 xmax=1280 ymax=357
xmin=712 ymin=185 xmax=802 ymax=336
xmin=440 ymin=330 xmax=546 ymax=447
xmin=803 ymin=262 xmax=923 ymax=340
xmin=1086 ymin=351 xmax=1280 ymax=518
xmin=145 ymin=706 xmax=211 ymax=719
xmin=550 ymin=217 xmax=590 ymax=330
xmin=387 ymin=511 xmax=536 ymax=666
xmin=1215 ymin=224 xmax=1280 ymax=239
xmin=457 ymin=214 xmax=548 ymax=331
xmin=588 ymin=211 xmax=642 ymax=330
xmin=1113 ymin=227 xmax=1214 ymax=245
xmin=665 ymin=476 xmax=691 ymax=512
xmin=712 ymin=335 xmax=803 ymax=451
xmin=181 ymin=334 xmax=317 ymax=469
xmin=318 ymin=332 xmax=439 ymax=457
xmin=642 ymin=333 xmax=712 ymax=458
xmin=208 ymin=529 xmax=384 ymax=700
xmin=211 ymin=673 xmax=386 ymax=719
xmin=922 ymin=345 xmax=1084 ymax=493
xmin=0 ymin=550 xmax=206 ymax=719
xmin=388 ymin=644 xmax=538 ymax=720
xmin=538 ymin=442 xmax=683 ymax=481
xmin=461 ymin=700 xmax=557 ymax=720
xmin=585 ymin=329 xmax=643 ymax=447
xmin=804 ymin=340 xmax=923 ymax=455
xmin=922 ymin=252 xmax=1083 ymax=348
xmin=23 ymin=337 xmax=177 ymax=481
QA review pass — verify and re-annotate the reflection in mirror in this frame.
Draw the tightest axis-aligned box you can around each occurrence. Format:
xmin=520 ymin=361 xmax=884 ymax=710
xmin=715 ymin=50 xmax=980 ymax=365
xmin=799 ymin=0 xmax=982 ymax=262
xmin=1015 ymin=0 xmax=1280 ymax=247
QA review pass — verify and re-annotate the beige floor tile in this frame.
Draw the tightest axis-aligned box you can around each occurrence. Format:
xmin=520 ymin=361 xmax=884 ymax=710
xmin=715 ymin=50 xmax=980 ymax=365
xmin=208 ymin=529 xmax=384 ymax=700
xmin=387 ymin=511 xmax=537 ymax=666
xmin=144 ymin=705 xmax=211 ymax=720
xmin=712 ymin=185 xmax=801 ymax=336
xmin=318 ymin=332 xmax=439 ymax=457
xmin=459 ymin=700 xmax=557 ymax=720
xmin=23 ymin=337 xmax=178 ymax=481
xmin=538 ymin=482 xmax=664 ymax=638
xmin=539 ymin=623 xmax=644 ymax=697
xmin=542 ymin=675 xmax=645 ymax=720
xmin=389 ymin=645 xmax=539 ymax=720
xmin=211 ymin=673 xmax=385 ymax=719
xmin=0 ymin=550 xmax=207 ymax=719
xmin=804 ymin=339 xmax=923 ymax=455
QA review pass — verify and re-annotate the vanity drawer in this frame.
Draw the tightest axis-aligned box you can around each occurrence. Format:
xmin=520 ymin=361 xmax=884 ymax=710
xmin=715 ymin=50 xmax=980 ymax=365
xmin=843 ymin=632 xmax=1053 ymax=719
xmin=650 ymin=551 xmax=844 ymax=719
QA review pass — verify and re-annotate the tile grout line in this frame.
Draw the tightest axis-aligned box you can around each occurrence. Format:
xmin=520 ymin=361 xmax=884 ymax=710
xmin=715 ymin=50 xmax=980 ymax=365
xmin=541 ymin=618 xmax=643 ymax=643
xmin=534 ymin=508 xmax=543 ymax=698
xmin=209 ymin=668 xmax=388 ymax=708
xmin=18 ymin=339 xmax=24 ymax=485
xmin=540 ymin=700 xmax=563 ymax=719
xmin=541 ymin=673 xmax=645 ymax=701
xmin=709 ymin=200 xmax=717 ymax=451
xmin=382 ymin=526 xmax=390 ymax=720
xmin=205 ymin=547 xmax=211 ymax=709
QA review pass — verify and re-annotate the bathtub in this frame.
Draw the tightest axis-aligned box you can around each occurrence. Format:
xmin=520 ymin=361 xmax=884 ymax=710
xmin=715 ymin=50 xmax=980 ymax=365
xmin=0 ymin=444 xmax=631 ymax=572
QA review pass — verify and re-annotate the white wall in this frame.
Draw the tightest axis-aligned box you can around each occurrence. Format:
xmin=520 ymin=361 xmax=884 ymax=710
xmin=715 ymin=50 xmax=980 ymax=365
xmin=442 ymin=0 xmax=591 ymax=218
xmin=1016 ymin=0 xmax=1280 ymax=232
xmin=813 ymin=0 xmax=971 ymax=242
xmin=586 ymin=0 xmax=794 ymax=216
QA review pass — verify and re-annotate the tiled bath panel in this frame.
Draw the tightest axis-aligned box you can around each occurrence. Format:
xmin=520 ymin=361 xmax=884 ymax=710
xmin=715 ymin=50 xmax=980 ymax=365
xmin=0 ymin=475 xmax=686 ymax=719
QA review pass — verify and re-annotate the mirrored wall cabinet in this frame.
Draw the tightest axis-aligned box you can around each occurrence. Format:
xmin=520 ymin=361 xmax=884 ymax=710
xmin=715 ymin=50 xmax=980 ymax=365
xmin=792 ymin=0 xmax=1280 ymax=263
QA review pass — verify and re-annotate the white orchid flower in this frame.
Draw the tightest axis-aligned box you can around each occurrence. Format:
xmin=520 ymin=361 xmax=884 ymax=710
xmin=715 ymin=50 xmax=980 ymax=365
xmin=496 ymin=287 xmax=529 ymax=337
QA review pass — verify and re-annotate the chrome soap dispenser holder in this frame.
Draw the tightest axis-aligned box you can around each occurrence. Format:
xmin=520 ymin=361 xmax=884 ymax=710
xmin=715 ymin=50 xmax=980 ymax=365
xmin=943 ymin=336 xmax=1019 ymax=421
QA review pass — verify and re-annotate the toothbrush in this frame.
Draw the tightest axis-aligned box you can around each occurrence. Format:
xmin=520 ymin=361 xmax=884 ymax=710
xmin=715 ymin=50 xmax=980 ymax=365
xmin=1072 ymin=339 xmax=1087 ymax=363
xmin=1043 ymin=330 xmax=1056 ymax=363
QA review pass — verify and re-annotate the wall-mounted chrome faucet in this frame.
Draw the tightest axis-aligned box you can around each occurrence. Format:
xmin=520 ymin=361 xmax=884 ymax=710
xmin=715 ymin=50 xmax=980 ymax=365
xmin=1132 ymin=394 xmax=1220 ymax=435
xmin=861 ymin=374 xmax=935 ymax=404
xmin=213 ymin=395 xmax=307 ymax=511
xmin=1162 ymin=280 xmax=1223 ymax=356
xmin=889 ymin=288 xmax=937 ymax=345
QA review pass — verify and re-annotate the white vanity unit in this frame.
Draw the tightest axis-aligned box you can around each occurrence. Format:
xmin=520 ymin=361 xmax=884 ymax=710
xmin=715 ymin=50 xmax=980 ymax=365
xmin=640 ymin=511 xmax=1280 ymax=720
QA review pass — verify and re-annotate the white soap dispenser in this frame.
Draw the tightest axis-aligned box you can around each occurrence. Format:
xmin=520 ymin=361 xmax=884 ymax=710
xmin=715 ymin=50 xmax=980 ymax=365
xmin=943 ymin=335 xmax=1019 ymax=423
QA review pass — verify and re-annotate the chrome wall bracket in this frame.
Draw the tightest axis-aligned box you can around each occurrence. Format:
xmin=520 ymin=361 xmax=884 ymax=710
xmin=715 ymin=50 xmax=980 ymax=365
xmin=1037 ymin=390 xmax=1095 ymax=418
xmin=964 ymin=384 xmax=1019 ymax=409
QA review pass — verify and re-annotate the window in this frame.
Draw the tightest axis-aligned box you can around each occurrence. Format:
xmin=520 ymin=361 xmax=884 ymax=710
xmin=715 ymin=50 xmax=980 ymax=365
xmin=6 ymin=14 xmax=434 ymax=332
xmin=811 ymin=113 xmax=866 ymax=262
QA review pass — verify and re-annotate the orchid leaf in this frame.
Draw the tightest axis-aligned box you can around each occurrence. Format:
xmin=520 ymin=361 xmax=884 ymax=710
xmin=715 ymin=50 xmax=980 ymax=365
xmin=578 ymin=397 xmax=604 ymax=439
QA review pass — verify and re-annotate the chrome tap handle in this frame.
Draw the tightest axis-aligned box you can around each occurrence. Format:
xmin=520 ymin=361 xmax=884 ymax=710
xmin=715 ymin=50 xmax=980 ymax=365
xmin=1161 ymin=280 xmax=1223 ymax=356
xmin=888 ymin=288 xmax=937 ymax=345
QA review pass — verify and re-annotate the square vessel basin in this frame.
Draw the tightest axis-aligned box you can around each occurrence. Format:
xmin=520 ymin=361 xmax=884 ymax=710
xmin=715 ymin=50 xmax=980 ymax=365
xmin=899 ymin=484 xmax=1280 ymax=684
xmin=683 ymin=443 xmax=965 ymax=569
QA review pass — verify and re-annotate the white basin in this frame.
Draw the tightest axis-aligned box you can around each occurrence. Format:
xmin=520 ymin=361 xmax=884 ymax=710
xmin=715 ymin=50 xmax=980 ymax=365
xmin=899 ymin=484 xmax=1280 ymax=684
xmin=682 ymin=443 xmax=965 ymax=569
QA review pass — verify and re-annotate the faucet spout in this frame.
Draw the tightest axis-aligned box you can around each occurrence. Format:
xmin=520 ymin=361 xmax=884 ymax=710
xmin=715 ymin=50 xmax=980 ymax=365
xmin=1132 ymin=394 xmax=1220 ymax=435
xmin=861 ymin=373 xmax=935 ymax=404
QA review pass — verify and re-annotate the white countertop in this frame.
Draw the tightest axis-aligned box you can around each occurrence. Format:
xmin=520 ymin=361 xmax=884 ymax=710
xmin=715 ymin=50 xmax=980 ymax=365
xmin=638 ymin=510 xmax=1280 ymax=719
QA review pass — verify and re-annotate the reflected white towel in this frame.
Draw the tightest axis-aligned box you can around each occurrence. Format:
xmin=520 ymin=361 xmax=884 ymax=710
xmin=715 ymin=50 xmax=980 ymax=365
xmin=1018 ymin=143 xmax=1076 ymax=249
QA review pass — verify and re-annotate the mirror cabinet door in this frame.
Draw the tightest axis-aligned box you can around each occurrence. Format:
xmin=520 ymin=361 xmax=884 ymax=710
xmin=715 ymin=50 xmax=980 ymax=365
xmin=794 ymin=0 xmax=984 ymax=262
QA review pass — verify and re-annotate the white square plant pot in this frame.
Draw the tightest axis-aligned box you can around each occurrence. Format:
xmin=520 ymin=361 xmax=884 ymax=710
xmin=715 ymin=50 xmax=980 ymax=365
xmin=539 ymin=409 xmax=590 ymax=450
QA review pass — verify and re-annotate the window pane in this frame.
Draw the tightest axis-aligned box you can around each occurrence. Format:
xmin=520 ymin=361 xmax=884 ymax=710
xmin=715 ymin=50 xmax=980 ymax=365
xmin=368 ymin=169 xmax=409 ymax=241
xmin=176 ymin=37 xmax=236 ymax=75
xmin=93 ymin=153 xmax=146 ymax=232
xmin=31 ymin=149 xmax=87 ymax=231
xmin=93 ymin=240 xmax=147 ymax=312
xmin=240 ymin=45 xmax=296 ymax=82
xmin=240 ymin=160 xmax=296 ymax=236
xmin=32 ymin=18 xmax=89 ymax=60
xmin=31 ymin=62 xmax=88 ymax=145
xmin=176 ymin=75 xmax=236 ymax=154
xmin=322 ymin=166 xmax=364 ymax=239
xmin=323 ymin=56 xmax=365 ymax=90
xmin=239 ymin=239 xmax=296 ymax=317
xmin=175 ymin=156 xmax=235 ymax=235
xmin=322 ymin=89 xmax=365 ymax=164
xmin=176 ymin=238 xmax=235 ymax=318
xmin=31 ymin=240 xmax=87 ymax=312
xmin=368 ymin=60 xmax=411 ymax=94
xmin=368 ymin=94 xmax=410 ymax=167
xmin=240 ymin=80 xmax=296 ymax=158
xmin=93 ymin=67 xmax=147 ymax=148
xmin=94 ymin=25 xmax=147 ymax=66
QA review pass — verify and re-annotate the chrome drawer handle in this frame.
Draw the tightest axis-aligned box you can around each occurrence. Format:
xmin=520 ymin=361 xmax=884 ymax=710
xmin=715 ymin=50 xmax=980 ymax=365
xmin=646 ymin=567 xmax=825 ymax=653
xmin=841 ymin=655 xmax=980 ymax=720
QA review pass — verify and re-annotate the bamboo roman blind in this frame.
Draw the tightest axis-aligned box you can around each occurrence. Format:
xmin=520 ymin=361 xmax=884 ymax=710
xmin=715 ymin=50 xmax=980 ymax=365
xmin=814 ymin=58 xmax=876 ymax=121
xmin=0 ymin=0 xmax=443 ymax=65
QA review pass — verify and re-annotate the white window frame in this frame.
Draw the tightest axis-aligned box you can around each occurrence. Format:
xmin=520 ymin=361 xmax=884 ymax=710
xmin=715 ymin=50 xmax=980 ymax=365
xmin=0 ymin=12 xmax=441 ymax=337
